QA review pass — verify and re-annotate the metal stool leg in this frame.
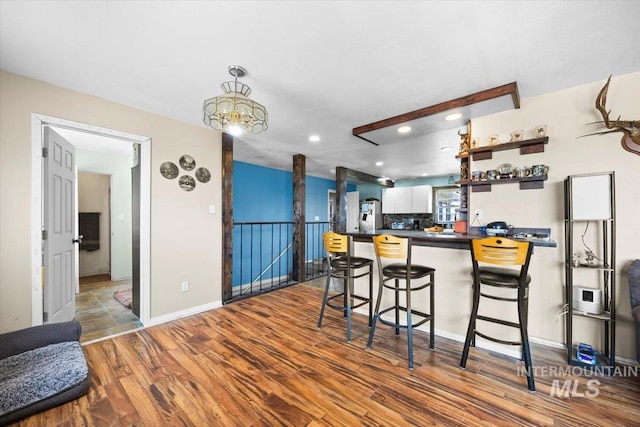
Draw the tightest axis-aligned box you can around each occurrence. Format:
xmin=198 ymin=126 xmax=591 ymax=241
xmin=368 ymin=264 xmax=373 ymax=327
xmin=460 ymin=279 xmax=481 ymax=369
xmin=406 ymin=281 xmax=414 ymax=370
xmin=429 ymin=272 xmax=435 ymax=350
xmin=317 ymin=272 xmax=332 ymax=329
xmin=518 ymin=286 xmax=535 ymax=392
xmin=395 ymin=279 xmax=400 ymax=336
xmin=367 ymin=273 xmax=385 ymax=349
xmin=345 ymin=276 xmax=352 ymax=343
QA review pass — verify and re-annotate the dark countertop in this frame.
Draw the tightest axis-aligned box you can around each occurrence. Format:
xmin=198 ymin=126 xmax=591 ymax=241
xmin=350 ymin=229 xmax=557 ymax=250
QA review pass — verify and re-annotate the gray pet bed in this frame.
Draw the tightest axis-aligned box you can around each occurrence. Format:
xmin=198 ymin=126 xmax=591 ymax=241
xmin=0 ymin=322 xmax=90 ymax=426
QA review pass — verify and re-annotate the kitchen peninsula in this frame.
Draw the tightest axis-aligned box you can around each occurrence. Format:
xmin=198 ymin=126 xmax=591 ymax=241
xmin=348 ymin=228 xmax=557 ymax=359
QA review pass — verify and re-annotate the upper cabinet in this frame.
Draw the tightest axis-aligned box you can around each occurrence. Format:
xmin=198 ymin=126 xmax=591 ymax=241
xmin=382 ymin=185 xmax=432 ymax=214
xmin=411 ymin=185 xmax=433 ymax=214
xmin=382 ymin=187 xmax=412 ymax=213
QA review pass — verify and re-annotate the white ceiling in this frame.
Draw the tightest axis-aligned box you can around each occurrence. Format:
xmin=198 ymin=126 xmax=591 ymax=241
xmin=2 ymin=1 xmax=639 ymax=182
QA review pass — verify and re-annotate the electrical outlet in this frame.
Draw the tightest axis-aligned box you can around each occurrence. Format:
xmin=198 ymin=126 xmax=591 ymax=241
xmin=181 ymin=281 xmax=189 ymax=292
xmin=474 ymin=209 xmax=482 ymax=219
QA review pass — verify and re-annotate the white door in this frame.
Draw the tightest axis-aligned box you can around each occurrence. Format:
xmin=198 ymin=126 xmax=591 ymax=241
xmin=44 ymin=127 xmax=77 ymax=323
xmin=346 ymin=191 xmax=360 ymax=232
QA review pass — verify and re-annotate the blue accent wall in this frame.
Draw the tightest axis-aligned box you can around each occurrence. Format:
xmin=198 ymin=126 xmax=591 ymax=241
xmin=233 ymin=161 xmax=293 ymax=222
xmin=232 ymin=161 xmax=353 ymax=287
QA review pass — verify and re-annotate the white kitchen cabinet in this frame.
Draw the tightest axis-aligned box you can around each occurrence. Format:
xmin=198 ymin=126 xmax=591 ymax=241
xmin=382 ymin=185 xmax=432 ymax=214
xmin=382 ymin=187 xmax=411 ymax=213
xmin=411 ymin=185 xmax=433 ymax=214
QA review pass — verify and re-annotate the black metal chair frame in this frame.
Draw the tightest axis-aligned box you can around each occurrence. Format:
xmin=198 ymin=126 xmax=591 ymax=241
xmin=317 ymin=232 xmax=373 ymax=342
xmin=459 ymin=237 xmax=536 ymax=392
xmin=367 ymin=234 xmax=435 ymax=370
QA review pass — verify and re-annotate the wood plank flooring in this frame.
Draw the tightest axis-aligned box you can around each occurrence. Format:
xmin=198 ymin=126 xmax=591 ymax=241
xmin=13 ymin=284 xmax=640 ymax=426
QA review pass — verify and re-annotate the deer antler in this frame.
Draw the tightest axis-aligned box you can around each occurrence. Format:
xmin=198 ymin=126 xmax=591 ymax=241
xmin=580 ymin=75 xmax=640 ymax=156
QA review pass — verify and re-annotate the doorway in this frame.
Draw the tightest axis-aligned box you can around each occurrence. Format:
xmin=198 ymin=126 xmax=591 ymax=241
xmin=31 ymin=113 xmax=151 ymax=332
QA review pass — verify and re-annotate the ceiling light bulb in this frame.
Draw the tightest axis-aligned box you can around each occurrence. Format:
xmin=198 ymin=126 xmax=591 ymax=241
xmin=445 ymin=113 xmax=462 ymax=121
xmin=397 ymin=126 xmax=411 ymax=134
xmin=309 ymin=135 xmax=320 ymax=142
xmin=228 ymin=125 xmax=243 ymax=136
xmin=422 ymin=173 xmax=429 ymax=176
xmin=376 ymin=161 xmax=383 ymax=166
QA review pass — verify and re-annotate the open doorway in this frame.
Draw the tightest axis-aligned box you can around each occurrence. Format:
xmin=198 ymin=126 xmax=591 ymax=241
xmin=31 ymin=113 xmax=151 ymax=339
xmin=74 ymin=170 xmax=141 ymax=342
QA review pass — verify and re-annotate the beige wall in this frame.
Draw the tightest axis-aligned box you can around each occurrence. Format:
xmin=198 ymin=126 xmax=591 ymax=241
xmin=0 ymin=70 xmax=222 ymax=332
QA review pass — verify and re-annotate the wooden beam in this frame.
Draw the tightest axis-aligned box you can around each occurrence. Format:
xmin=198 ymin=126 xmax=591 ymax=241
xmin=292 ymin=154 xmax=306 ymax=282
xmin=352 ymin=82 xmax=520 ymax=135
xmin=344 ymin=167 xmax=394 ymax=187
xmin=335 ymin=167 xmax=347 ymax=233
xmin=221 ymin=133 xmax=233 ymax=302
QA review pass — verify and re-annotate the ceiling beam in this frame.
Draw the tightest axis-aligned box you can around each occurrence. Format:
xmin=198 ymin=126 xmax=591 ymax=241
xmin=338 ymin=166 xmax=394 ymax=187
xmin=352 ymin=82 xmax=520 ymax=136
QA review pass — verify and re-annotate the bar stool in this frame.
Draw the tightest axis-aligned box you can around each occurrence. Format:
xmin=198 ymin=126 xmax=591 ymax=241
xmin=367 ymin=234 xmax=435 ymax=370
xmin=317 ymin=231 xmax=374 ymax=342
xmin=459 ymin=236 xmax=536 ymax=392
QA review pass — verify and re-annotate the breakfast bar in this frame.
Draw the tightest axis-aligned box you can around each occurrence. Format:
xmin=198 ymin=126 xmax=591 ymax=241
xmin=347 ymin=229 xmax=557 ymax=358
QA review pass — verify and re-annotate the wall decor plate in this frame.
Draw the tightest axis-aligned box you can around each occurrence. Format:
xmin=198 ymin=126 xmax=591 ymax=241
xmin=179 ymin=175 xmax=196 ymax=191
xmin=179 ymin=155 xmax=196 ymax=171
xmin=160 ymin=162 xmax=179 ymax=179
xmin=195 ymin=167 xmax=211 ymax=183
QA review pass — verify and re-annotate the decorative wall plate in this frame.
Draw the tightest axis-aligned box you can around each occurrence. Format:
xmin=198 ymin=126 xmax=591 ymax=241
xmin=195 ymin=167 xmax=211 ymax=183
xmin=160 ymin=162 xmax=179 ymax=179
xmin=179 ymin=155 xmax=196 ymax=171
xmin=179 ymin=175 xmax=196 ymax=191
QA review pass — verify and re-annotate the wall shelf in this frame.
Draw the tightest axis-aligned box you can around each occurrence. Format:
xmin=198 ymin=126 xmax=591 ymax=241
xmin=456 ymin=174 xmax=548 ymax=192
xmin=469 ymin=137 xmax=549 ymax=160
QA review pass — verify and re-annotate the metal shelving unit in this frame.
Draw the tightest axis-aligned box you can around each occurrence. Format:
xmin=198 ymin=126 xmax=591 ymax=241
xmin=564 ymin=172 xmax=616 ymax=369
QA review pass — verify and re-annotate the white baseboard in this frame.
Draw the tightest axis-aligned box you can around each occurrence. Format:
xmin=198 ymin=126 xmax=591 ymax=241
xmin=147 ymin=300 xmax=223 ymax=327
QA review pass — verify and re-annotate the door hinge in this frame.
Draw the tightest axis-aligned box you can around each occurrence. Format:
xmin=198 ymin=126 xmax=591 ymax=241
xmin=42 ymin=229 xmax=48 ymax=240
xmin=42 ymin=147 xmax=48 ymax=158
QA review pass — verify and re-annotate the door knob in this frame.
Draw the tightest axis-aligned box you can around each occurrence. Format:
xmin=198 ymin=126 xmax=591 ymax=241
xmin=72 ymin=235 xmax=84 ymax=244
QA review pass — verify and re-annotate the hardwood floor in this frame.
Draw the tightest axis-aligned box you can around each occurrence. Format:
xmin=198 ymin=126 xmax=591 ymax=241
xmin=14 ymin=284 xmax=640 ymax=426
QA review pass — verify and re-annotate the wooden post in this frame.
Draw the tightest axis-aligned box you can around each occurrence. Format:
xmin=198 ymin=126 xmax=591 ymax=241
xmin=293 ymin=154 xmax=306 ymax=283
xmin=336 ymin=167 xmax=347 ymax=233
xmin=221 ymin=133 xmax=233 ymax=302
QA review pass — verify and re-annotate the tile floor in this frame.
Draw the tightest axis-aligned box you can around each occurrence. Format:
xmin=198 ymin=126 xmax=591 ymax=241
xmin=76 ymin=275 xmax=142 ymax=343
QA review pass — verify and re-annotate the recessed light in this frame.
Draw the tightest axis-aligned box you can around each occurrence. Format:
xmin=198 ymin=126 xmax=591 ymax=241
xmin=375 ymin=161 xmax=384 ymax=166
xmin=397 ymin=126 xmax=411 ymax=134
xmin=309 ymin=135 xmax=320 ymax=142
xmin=421 ymin=173 xmax=429 ymax=176
xmin=445 ymin=113 xmax=462 ymax=121
xmin=441 ymin=146 xmax=452 ymax=151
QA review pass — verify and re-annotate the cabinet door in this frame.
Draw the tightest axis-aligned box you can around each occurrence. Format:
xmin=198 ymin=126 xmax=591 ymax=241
xmin=411 ymin=185 xmax=433 ymax=213
xmin=382 ymin=187 xmax=410 ymax=213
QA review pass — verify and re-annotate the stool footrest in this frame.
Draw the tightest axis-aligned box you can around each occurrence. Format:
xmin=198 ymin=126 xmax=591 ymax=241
xmin=480 ymin=292 xmax=519 ymax=302
xmin=474 ymin=330 xmax=522 ymax=346
xmin=476 ymin=315 xmax=520 ymax=329
xmin=377 ymin=306 xmax=432 ymax=329
xmin=326 ymin=293 xmax=370 ymax=311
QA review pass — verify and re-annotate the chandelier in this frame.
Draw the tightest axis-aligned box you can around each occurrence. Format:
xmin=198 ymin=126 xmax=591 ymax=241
xmin=203 ymin=65 xmax=268 ymax=136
